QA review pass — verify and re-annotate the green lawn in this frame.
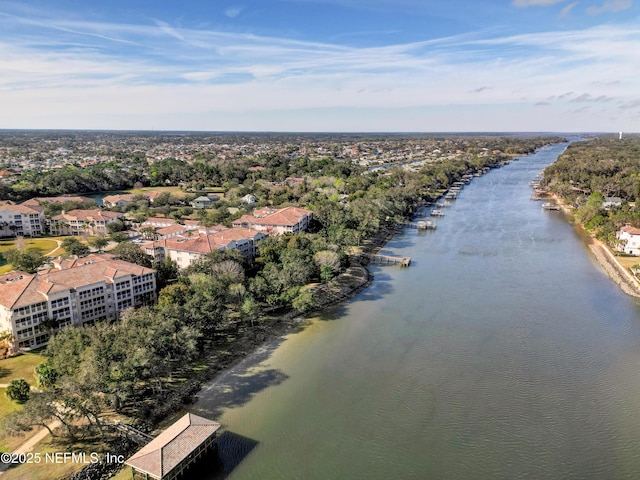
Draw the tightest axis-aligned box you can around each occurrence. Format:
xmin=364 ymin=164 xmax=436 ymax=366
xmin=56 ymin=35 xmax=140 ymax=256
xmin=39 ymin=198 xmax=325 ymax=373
xmin=0 ymin=352 xmax=45 ymax=385
xmin=0 ymin=388 xmax=34 ymax=454
xmin=110 ymin=467 xmax=132 ymax=480
xmin=0 ymin=388 xmax=23 ymax=416
xmin=0 ymin=238 xmax=58 ymax=255
xmin=0 ymin=238 xmax=61 ymax=272
xmin=125 ymin=185 xmax=187 ymax=197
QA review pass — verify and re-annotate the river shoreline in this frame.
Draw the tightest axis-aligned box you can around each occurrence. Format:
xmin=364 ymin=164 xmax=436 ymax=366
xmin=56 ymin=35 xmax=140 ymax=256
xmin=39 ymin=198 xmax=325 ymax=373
xmin=549 ymin=193 xmax=640 ymax=298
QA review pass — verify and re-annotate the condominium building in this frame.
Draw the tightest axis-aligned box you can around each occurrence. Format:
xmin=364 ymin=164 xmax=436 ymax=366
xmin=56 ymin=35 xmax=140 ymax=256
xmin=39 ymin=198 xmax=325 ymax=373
xmin=232 ymin=206 xmax=313 ymax=235
xmin=0 ymin=254 xmax=156 ymax=350
xmin=141 ymin=227 xmax=266 ymax=269
xmin=50 ymin=209 xmax=123 ymax=236
xmin=0 ymin=204 xmax=46 ymax=237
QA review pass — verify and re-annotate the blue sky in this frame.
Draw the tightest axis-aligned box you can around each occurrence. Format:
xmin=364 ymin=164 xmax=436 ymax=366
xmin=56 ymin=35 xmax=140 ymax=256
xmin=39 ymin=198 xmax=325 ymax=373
xmin=0 ymin=0 xmax=638 ymax=132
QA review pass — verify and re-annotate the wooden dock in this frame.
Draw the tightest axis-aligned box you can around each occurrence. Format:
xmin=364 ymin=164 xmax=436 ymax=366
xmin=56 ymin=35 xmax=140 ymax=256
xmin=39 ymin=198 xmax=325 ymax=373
xmin=365 ymin=254 xmax=411 ymax=266
xmin=542 ymin=202 xmax=561 ymax=211
xmin=401 ymin=220 xmax=437 ymax=230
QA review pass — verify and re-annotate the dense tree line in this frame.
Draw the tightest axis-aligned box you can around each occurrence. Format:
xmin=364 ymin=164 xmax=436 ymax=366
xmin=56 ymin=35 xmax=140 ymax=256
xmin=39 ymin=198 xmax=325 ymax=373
xmin=541 ymin=136 xmax=640 ymax=242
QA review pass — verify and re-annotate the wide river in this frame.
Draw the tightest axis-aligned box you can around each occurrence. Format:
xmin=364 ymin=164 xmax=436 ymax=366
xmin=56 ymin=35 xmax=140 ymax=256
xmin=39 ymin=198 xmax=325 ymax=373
xmin=193 ymin=141 xmax=640 ymax=480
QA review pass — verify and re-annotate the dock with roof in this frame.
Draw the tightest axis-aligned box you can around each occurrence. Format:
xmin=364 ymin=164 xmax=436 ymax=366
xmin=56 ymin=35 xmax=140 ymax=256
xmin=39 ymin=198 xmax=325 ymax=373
xmin=125 ymin=413 xmax=221 ymax=480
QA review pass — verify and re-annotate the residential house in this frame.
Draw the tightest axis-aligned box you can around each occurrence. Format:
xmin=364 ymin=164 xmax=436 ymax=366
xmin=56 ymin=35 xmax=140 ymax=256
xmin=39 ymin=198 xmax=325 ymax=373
xmin=102 ymin=194 xmax=142 ymax=208
xmin=0 ymin=254 xmax=156 ymax=350
xmin=141 ymin=217 xmax=176 ymax=229
xmin=50 ymin=209 xmax=123 ymax=236
xmin=232 ymin=206 xmax=312 ymax=235
xmin=617 ymin=224 xmax=640 ymax=255
xmin=241 ymin=194 xmax=258 ymax=206
xmin=156 ymin=224 xmax=187 ymax=239
xmin=0 ymin=204 xmax=45 ymax=237
xmin=191 ymin=196 xmax=219 ymax=209
xmin=602 ymin=197 xmax=623 ymax=210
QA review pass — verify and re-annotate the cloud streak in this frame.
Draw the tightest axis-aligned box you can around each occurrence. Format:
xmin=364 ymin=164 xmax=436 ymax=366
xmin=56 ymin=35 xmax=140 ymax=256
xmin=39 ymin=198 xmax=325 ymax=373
xmin=512 ymin=0 xmax=566 ymax=7
xmin=586 ymin=0 xmax=633 ymax=14
xmin=0 ymin=5 xmax=639 ymax=131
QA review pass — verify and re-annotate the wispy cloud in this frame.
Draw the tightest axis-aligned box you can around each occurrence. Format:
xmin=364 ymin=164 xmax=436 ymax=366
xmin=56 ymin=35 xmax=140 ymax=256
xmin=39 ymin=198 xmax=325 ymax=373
xmin=512 ymin=0 xmax=566 ymax=7
xmin=572 ymin=93 xmax=592 ymax=102
xmin=0 ymin=4 xmax=639 ymax=131
xmin=154 ymin=19 xmax=186 ymax=42
xmin=559 ymin=1 xmax=579 ymax=16
xmin=586 ymin=0 xmax=632 ymax=14
xmin=224 ymin=7 xmax=243 ymax=18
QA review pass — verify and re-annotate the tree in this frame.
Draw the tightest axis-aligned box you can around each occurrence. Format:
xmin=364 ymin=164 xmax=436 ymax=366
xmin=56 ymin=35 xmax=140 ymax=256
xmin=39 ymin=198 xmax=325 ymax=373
xmin=313 ymin=250 xmax=341 ymax=282
xmin=106 ymin=220 xmax=127 ymax=234
xmin=154 ymin=258 xmax=180 ymax=290
xmin=140 ymin=227 xmax=157 ymax=240
xmin=3 ymin=248 xmax=46 ymax=273
xmin=292 ymin=288 xmax=315 ymax=313
xmin=34 ymin=362 xmax=58 ymax=389
xmin=111 ymin=242 xmax=153 ymax=267
xmin=61 ymin=237 xmax=90 ymax=257
xmin=6 ymin=379 xmax=30 ymax=403
xmin=88 ymin=235 xmax=109 ymax=253
xmin=109 ymin=231 xmax=129 ymax=243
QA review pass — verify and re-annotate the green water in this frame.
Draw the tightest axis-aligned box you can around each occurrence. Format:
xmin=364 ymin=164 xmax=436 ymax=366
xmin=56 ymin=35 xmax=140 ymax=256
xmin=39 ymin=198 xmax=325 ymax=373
xmin=193 ymin=142 xmax=640 ymax=479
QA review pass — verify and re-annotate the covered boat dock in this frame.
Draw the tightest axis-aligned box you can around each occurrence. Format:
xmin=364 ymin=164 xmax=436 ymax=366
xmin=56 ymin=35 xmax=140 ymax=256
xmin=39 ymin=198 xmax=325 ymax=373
xmin=125 ymin=413 xmax=221 ymax=480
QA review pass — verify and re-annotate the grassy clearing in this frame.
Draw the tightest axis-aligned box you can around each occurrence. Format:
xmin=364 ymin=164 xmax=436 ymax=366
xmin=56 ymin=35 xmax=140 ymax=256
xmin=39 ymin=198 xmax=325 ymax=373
xmin=125 ymin=186 xmax=187 ymax=197
xmin=0 ymin=389 xmax=36 ymax=454
xmin=0 ymin=238 xmax=58 ymax=255
xmin=616 ymin=255 xmax=639 ymax=270
xmin=0 ymin=238 xmax=62 ymax=271
xmin=110 ymin=467 xmax=132 ymax=480
xmin=0 ymin=352 xmax=45 ymax=385
xmin=0 ymin=388 xmax=23 ymax=417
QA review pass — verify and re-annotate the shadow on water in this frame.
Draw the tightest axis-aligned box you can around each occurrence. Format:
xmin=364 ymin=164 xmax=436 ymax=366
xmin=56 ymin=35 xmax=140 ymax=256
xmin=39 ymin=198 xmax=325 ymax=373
xmin=378 ymin=238 xmax=414 ymax=250
xmin=192 ymin=337 xmax=290 ymax=418
xmin=191 ymin=431 xmax=259 ymax=480
xmin=353 ymin=271 xmax=394 ymax=302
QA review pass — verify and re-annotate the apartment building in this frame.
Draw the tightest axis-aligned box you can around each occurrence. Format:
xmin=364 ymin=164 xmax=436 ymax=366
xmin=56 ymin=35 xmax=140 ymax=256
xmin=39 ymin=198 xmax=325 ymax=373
xmin=0 ymin=204 xmax=46 ymax=237
xmin=50 ymin=209 xmax=123 ymax=236
xmin=141 ymin=227 xmax=266 ymax=269
xmin=232 ymin=206 xmax=313 ymax=235
xmin=0 ymin=254 xmax=156 ymax=350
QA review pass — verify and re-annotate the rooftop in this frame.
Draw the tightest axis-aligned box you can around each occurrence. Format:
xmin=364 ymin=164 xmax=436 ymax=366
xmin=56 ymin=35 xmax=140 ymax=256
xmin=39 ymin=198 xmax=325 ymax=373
xmin=125 ymin=413 xmax=221 ymax=480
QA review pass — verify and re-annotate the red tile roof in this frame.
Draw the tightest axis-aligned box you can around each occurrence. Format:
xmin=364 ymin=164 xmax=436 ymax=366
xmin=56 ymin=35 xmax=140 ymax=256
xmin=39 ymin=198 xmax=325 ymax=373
xmin=157 ymin=224 xmax=186 ymax=236
xmin=21 ymin=196 xmax=88 ymax=208
xmin=234 ymin=206 xmax=312 ymax=227
xmin=102 ymin=194 xmax=137 ymax=205
xmin=53 ymin=209 xmax=122 ymax=222
xmin=164 ymin=234 xmax=227 ymax=254
xmin=0 ymin=254 xmax=155 ymax=309
xmin=621 ymin=225 xmax=640 ymax=236
xmin=0 ymin=204 xmax=43 ymax=215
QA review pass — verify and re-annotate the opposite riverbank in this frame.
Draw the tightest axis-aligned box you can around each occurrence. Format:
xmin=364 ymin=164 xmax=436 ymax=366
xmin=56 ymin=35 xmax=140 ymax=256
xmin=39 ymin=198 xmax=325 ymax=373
xmin=549 ymin=193 xmax=640 ymax=298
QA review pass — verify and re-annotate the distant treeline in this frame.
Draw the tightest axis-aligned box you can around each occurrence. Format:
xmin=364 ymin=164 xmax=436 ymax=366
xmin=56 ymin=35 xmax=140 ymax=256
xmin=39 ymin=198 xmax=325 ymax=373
xmin=0 ymin=135 xmax=561 ymax=201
